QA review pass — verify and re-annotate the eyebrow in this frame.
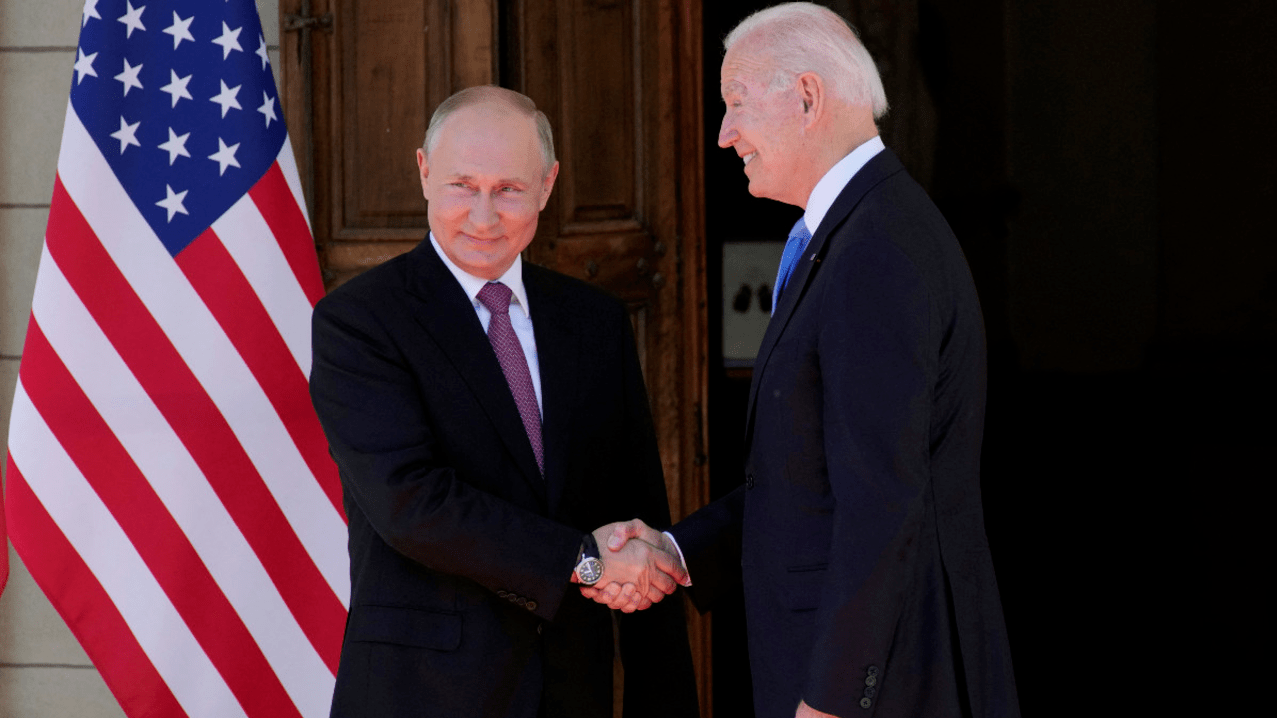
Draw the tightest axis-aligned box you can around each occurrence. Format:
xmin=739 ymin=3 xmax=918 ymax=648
xmin=721 ymin=80 xmax=747 ymax=99
xmin=445 ymin=174 xmax=528 ymax=187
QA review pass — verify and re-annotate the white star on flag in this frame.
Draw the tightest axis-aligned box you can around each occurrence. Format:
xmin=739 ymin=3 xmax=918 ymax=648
xmin=73 ymin=49 xmax=98 ymax=85
xmin=114 ymin=58 xmax=144 ymax=96
xmin=160 ymin=69 xmax=193 ymax=107
xmin=210 ymin=80 xmax=243 ymax=118
xmin=212 ymin=22 xmax=244 ymax=60
xmin=82 ymin=0 xmax=101 ymax=27
xmin=109 ymin=116 xmax=142 ymax=154
xmin=256 ymin=34 xmax=270 ymax=71
xmin=163 ymin=12 xmax=195 ymax=49
xmin=156 ymin=184 xmax=190 ymax=221
xmin=157 ymin=127 xmax=191 ymax=165
xmin=208 ymin=138 xmax=242 ymax=175
xmin=118 ymin=2 xmax=146 ymax=38
xmin=258 ymin=92 xmax=278 ymax=128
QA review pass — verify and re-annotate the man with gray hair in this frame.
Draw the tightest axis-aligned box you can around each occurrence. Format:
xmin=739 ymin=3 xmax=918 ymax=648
xmin=310 ymin=85 xmax=699 ymax=718
xmin=589 ymin=4 xmax=1020 ymax=717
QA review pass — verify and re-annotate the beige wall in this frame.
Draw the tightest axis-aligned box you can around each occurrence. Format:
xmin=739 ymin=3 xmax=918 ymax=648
xmin=0 ymin=2 xmax=281 ymax=715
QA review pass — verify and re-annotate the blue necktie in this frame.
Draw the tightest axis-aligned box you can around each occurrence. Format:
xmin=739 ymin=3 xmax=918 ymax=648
xmin=772 ymin=217 xmax=812 ymax=314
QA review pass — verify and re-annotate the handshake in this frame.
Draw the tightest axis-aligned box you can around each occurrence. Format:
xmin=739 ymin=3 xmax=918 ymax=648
xmin=574 ymin=519 xmax=691 ymax=613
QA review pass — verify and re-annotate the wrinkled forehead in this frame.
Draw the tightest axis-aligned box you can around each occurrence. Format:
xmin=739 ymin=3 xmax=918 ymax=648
xmin=720 ymin=42 xmax=775 ymax=99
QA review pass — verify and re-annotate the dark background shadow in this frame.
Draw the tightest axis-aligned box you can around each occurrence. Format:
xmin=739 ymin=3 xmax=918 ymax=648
xmin=702 ymin=1 xmax=1274 ymax=715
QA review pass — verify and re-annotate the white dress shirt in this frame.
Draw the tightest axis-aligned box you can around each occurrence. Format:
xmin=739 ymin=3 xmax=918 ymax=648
xmin=799 ymin=135 xmax=885 ymax=235
xmin=428 ymin=233 xmax=543 ymax=416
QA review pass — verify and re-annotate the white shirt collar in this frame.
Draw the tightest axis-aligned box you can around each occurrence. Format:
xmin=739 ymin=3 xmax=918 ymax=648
xmin=428 ymin=232 xmax=531 ymax=318
xmin=801 ymin=135 xmax=886 ymax=236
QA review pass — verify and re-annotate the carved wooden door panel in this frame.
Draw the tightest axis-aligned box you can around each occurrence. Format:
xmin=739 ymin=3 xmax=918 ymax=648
xmin=279 ymin=0 xmax=711 ymax=712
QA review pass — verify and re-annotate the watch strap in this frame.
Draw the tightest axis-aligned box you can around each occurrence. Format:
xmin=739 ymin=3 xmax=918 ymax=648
xmin=581 ymin=532 xmax=600 ymax=560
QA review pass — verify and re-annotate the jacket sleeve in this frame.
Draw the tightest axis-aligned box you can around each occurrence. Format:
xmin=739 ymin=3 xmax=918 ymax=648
xmin=667 ymin=486 xmax=744 ymax=614
xmin=309 ymin=290 xmax=583 ymax=621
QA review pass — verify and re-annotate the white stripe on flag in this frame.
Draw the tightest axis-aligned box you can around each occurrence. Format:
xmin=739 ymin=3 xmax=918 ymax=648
xmin=214 ymin=191 xmax=314 ymax=375
xmin=8 ymin=383 xmax=251 ymax=718
xmin=277 ymin=137 xmax=313 ymax=234
xmin=56 ymin=104 xmax=349 ymax=603
xmin=31 ymin=246 xmax=334 ymax=718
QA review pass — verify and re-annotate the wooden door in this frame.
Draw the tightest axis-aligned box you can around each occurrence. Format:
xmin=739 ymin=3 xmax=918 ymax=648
xmin=279 ymin=0 xmax=711 ymax=712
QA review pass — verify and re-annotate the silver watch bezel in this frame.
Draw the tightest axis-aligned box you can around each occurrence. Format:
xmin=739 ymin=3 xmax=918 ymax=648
xmin=575 ymin=556 xmax=604 ymax=585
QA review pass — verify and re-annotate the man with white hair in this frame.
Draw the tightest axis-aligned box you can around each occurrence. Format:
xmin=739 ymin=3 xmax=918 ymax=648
xmin=589 ymin=4 xmax=1020 ymax=717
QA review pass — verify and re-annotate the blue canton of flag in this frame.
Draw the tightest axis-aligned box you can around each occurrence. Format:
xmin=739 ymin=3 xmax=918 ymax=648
xmin=73 ymin=0 xmax=286 ymax=256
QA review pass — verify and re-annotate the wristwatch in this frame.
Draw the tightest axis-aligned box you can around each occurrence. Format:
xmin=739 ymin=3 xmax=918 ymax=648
xmin=574 ymin=533 xmax=604 ymax=586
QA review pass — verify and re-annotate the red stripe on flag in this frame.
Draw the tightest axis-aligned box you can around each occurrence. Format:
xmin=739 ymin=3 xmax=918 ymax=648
xmin=20 ymin=320 xmax=305 ymax=718
xmin=45 ymin=178 xmax=344 ymax=672
xmin=5 ymin=461 xmax=189 ymax=718
xmin=248 ymin=163 xmax=325 ymax=306
xmin=177 ymin=229 xmax=344 ymax=519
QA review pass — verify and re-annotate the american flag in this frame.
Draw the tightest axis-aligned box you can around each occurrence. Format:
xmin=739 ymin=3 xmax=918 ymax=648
xmin=3 ymin=1 xmax=348 ymax=717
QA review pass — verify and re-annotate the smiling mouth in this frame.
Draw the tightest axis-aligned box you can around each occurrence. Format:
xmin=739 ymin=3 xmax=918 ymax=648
xmin=742 ymin=151 xmax=757 ymax=166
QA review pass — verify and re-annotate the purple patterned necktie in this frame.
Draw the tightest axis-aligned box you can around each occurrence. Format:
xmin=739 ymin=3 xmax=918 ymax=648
xmin=477 ymin=282 xmax=544 ymax=474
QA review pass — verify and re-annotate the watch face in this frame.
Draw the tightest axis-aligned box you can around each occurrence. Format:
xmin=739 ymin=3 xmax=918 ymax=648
xmin=578 ymin=558 xmax=604 ymax=585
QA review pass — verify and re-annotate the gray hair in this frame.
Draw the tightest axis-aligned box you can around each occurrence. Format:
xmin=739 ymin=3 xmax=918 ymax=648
xmin=423 ymin=85 xmax=557 ymax=174
xmin=725 ymin=2 xmax=888 ymax=119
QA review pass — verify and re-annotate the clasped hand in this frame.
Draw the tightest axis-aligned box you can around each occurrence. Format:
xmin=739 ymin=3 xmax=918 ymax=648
xmin=577 ymin=520 xmax=689 ymax=612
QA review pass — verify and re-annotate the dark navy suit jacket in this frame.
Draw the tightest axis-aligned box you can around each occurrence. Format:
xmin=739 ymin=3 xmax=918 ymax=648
xmin=310 ymin=239 xmax=698 ymax=718
xmin=672 ymin=149 xmax=1019 ymax=718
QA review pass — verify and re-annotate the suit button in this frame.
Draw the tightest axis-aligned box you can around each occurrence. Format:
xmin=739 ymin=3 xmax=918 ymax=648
xmin=508 ymin=594 xmax=519 ymax=603
xmin=864 ymin=687 xmax=877 ymax=699
xmin=497 ymin=590 xmax=508 ymax=598
xmin=526 ymin=601 xmax=537 ymax=611
xmin=536 ymin=624 xmax=543 ymax=634
xmin=865 ymin=675 xmax=877 ymax=687
xmin=745 ymin=473 xmax=755 ymax=489
xmin=867 ymin=665 xmax=880 ymax=676
xmin=859 ymin=697 xmax=872 ymax=709
xmin=516 ymin=596 xmax=527 ymax=606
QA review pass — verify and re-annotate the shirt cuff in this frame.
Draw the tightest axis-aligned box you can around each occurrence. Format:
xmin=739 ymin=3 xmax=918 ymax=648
xmin=663 ymin=531 xmax=692 ymax=586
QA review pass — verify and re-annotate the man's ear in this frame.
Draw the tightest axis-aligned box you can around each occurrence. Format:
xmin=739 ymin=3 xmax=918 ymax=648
xmin=796 ymin=72 xmax=824 ymax=126
xmin=539 ymin=161 xmax=560 ymax=210
xmin=416 ymin=147 xmax=430 ymax=197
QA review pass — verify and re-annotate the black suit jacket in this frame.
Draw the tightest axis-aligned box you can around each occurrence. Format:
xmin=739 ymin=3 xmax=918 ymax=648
xmin=672 ymin=150 xmax=1019 ymax=718
xmin=310 ymin=239 xmax=699 ymax=718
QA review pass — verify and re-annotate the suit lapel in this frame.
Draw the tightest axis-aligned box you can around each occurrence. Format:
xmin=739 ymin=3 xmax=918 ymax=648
xmin=744 ymin=149 xmax=906 ymax=449
xmin=403 ymin=241 xmax=546 ymax=501
xmin=523 ymin=265 xmax=580 ymax=517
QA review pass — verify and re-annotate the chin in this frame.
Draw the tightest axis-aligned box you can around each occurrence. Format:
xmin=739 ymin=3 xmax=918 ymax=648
xmin=746 ymin=181 xmax=774 ymax=201
xmin=462 ymin=260 xmax=500 ymax=279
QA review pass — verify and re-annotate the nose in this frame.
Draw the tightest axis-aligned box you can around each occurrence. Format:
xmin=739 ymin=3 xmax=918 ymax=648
xmin=718 ymin=112 xmax=737 ymax=149
xmin=471 ymin=191 xmax=498 ymax=229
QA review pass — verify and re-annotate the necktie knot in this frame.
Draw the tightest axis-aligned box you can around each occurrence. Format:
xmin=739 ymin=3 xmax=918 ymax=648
xmin=772 ymin=217 xmax=813 ymax=313
xmin=477 ymin=282 xmax=513 ymax=315
xmin=789 ymin=217 xmax=812 ymax=245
